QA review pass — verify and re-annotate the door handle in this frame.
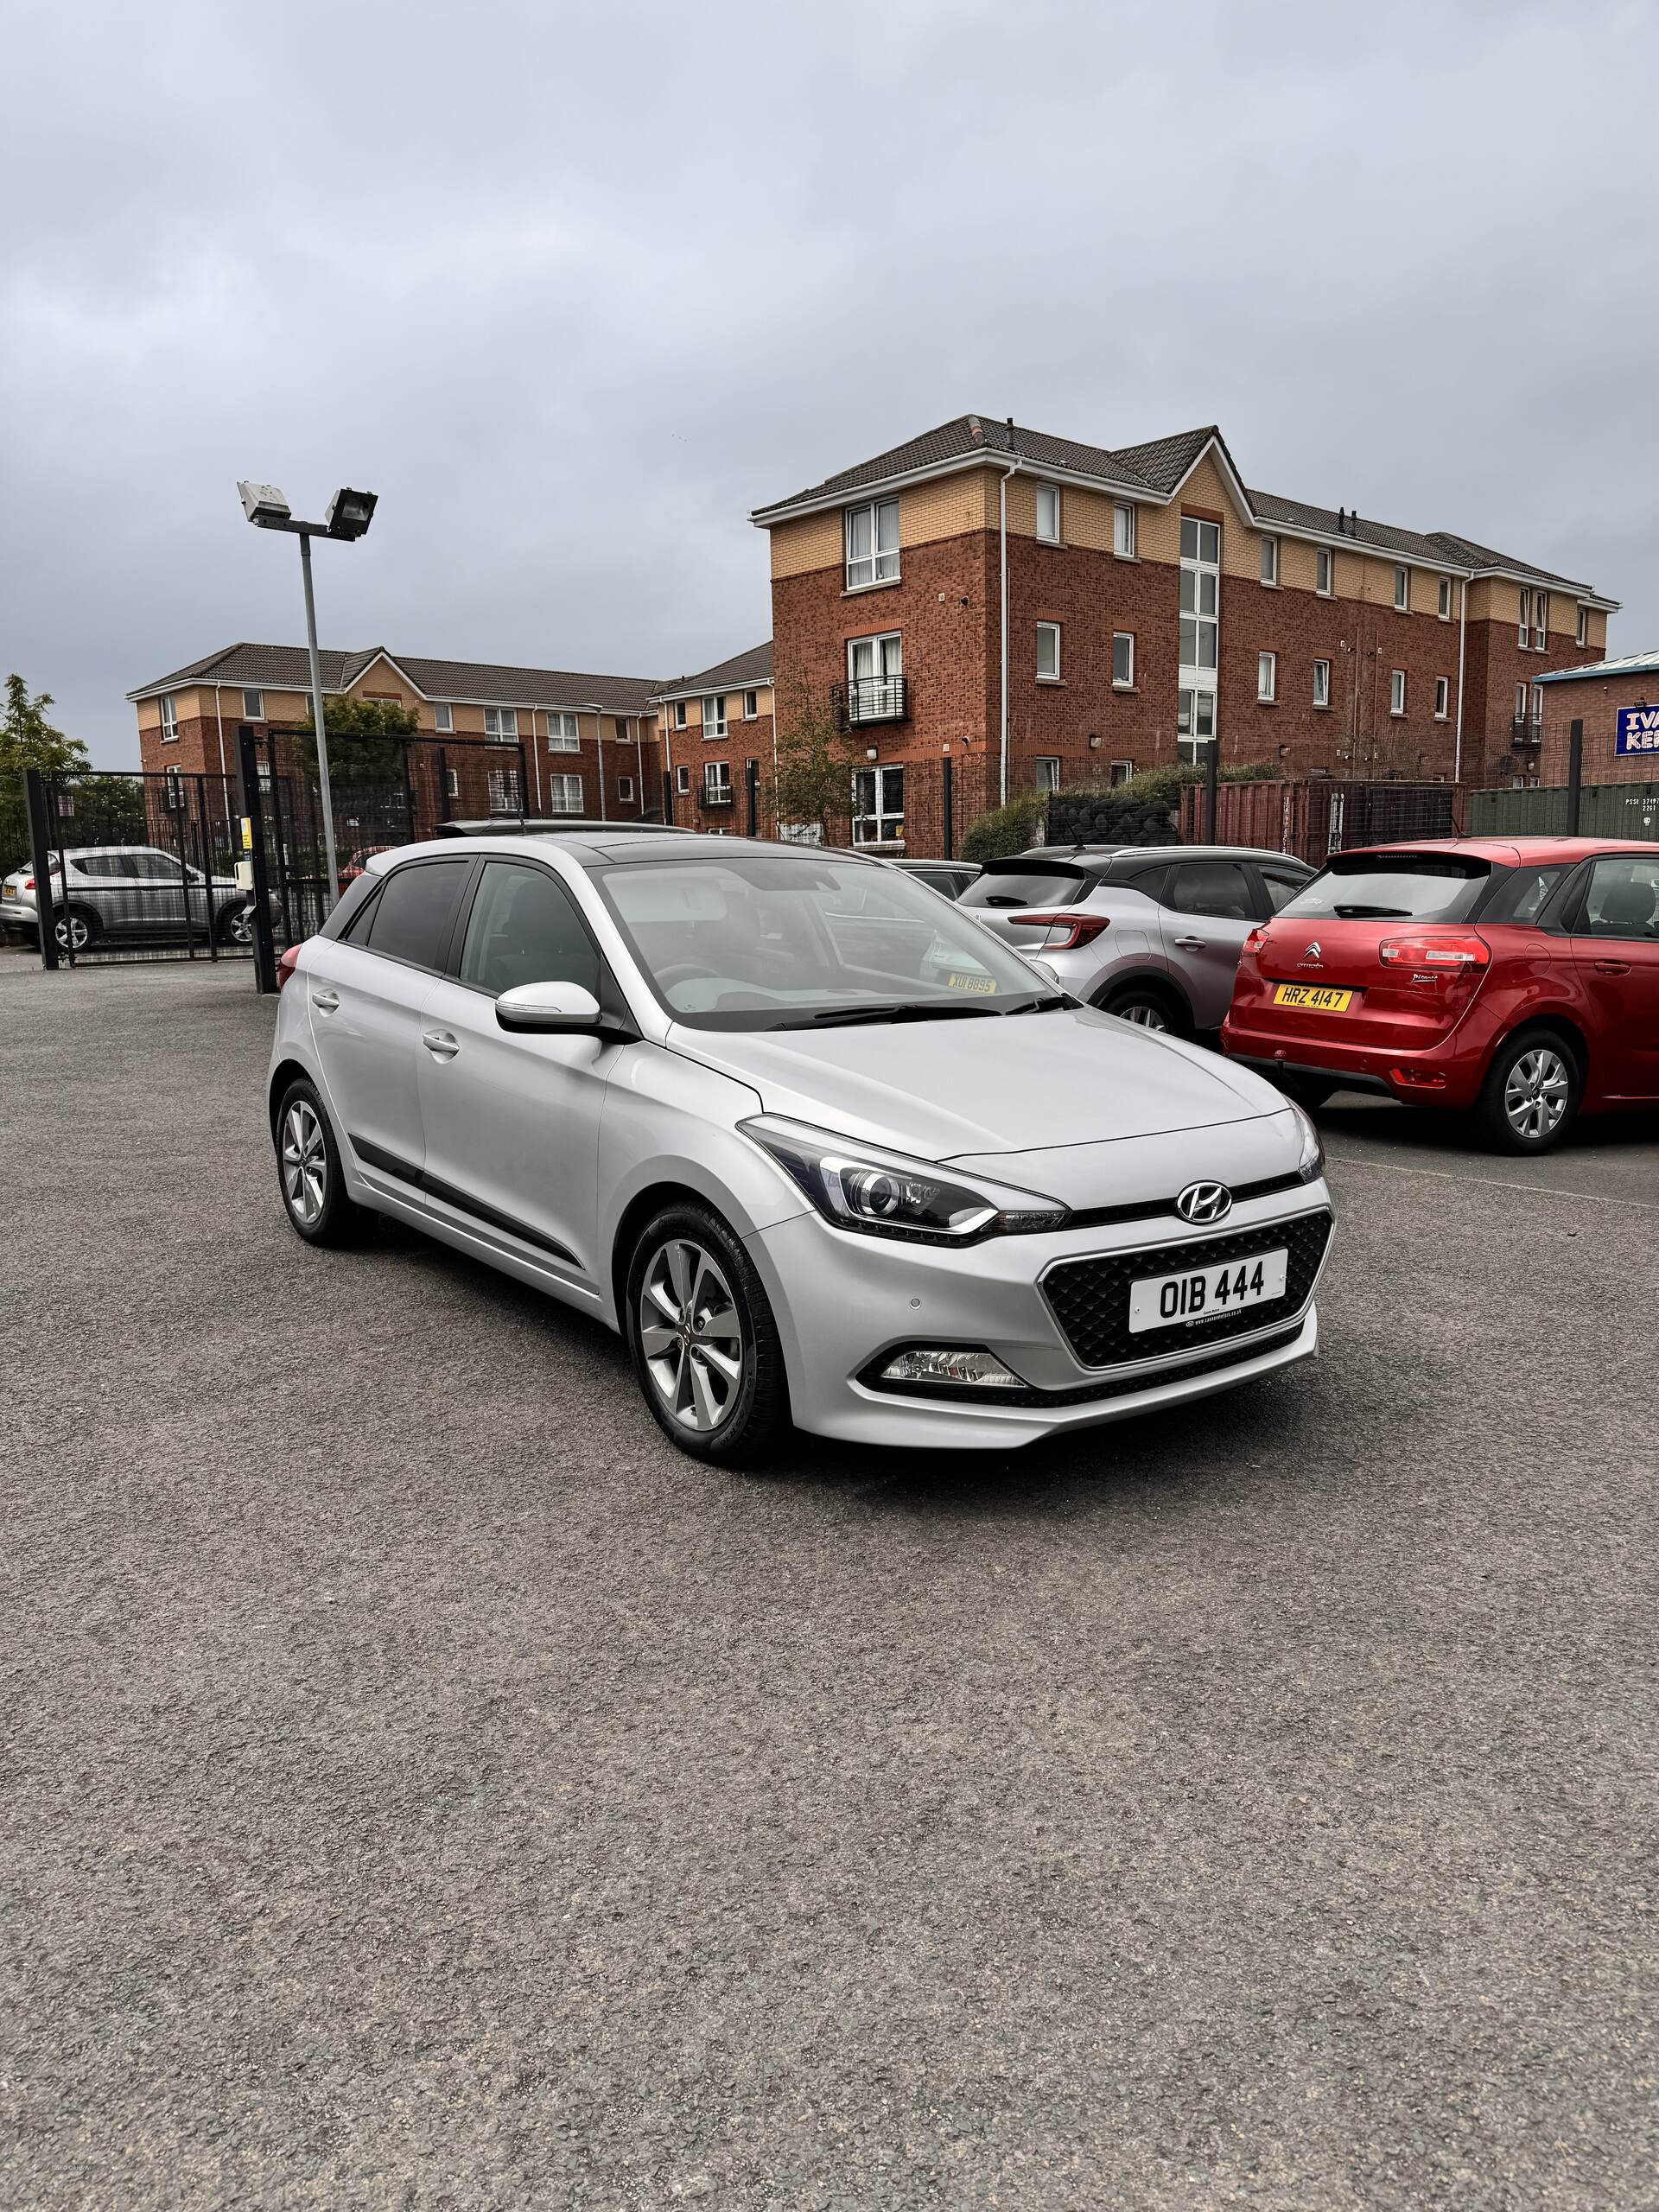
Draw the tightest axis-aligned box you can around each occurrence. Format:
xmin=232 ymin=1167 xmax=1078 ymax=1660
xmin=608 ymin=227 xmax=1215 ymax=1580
xmin=1173 ymin=935 xmax=1205 ymax=950
xmin=422 ymin=1030 xmax=461 ymax=1059
xmin=1592 ymin=958 xmax=1631 ymax=975
xmin=311 ymin=988 xmax=340 ymax=1011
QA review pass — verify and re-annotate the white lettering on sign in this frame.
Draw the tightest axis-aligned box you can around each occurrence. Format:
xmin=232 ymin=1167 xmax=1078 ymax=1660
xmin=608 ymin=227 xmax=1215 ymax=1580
xmin=1616 ymin=705 xmax=1659 ymax=755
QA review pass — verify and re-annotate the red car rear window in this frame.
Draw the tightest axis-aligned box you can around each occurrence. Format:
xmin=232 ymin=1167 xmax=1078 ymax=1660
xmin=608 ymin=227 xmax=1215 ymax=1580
xmin=1278 ymin=853 xmax=1490 ymax=924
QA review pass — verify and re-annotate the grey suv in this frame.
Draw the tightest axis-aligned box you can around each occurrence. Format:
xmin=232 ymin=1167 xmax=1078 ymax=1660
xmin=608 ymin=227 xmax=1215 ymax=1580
xmin=0 ymin=846 xmax=255 ymax=953
xmin=958 ymin=844 xmax=1314 ymax=1033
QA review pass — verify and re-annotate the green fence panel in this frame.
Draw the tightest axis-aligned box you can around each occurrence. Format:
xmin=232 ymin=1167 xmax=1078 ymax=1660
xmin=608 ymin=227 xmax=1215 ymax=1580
xmin=1464 ymin=782 xmax=1659 ymax=842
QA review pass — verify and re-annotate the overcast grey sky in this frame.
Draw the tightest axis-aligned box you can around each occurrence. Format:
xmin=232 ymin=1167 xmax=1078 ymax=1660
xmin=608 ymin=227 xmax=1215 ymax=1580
xmin=4 ymin=0 xmax=1656 ymax=765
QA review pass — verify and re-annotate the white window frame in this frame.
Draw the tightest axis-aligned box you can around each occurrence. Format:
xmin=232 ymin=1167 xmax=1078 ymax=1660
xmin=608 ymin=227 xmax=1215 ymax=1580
xmin=1433 ymin=676 xmax=1450 ymax=720
xmin=486 ymin=765 xmax=524 ymax=815
xmin=1033 ymin=757 xmax=1061 ymax=792
xmin=444 ymin=767 xmax=459 ymax=798
xmin=1257 ymin=651 xmax=1277 ymax=702
xmin=1109 ymin=758 xmax=1135 ymax=785
xmin=1394 ymin=566 xmax=1409 ymax=613
xmin=1112 ymin=632 xmax=1135 ymax=689
xmin=1518 ymin=588 xmax=1531 ymax=647
xmin=674 ymin=764 xmax=690 ymax=795
xmin=1315 ymin=546 xmax=1334 ymax=596
xmin=701 ymin=695 xmax=727 ymax=740
xmin=743 ymin=690 xmax=759 ymax=720
xmin=1035 ymin=622 xmax=1061 ymax=683
xmin=483 ymin=705 xmax=519 ymax=741
xmin=673 ymin=699 xmax=688 ymax=729
xmin=1179 ymin=517 xmax=1220 ymax=679
xmin=1531 ymin=682 xmax=1544 ymax=722
xmin=1437 ymin=576 xmax=1452 ymax=621
xmin=703 ymin=760 xmax=733 ymax=804
xmin=1575 ymin=605 xmax=1589 ymax=647
xmin=1176 ymin=685 xmax=1215 ymax=764
xmin=1533 ymin=591 xmax=1548 ymax=650
xmin=843 ymin=497 xmax=899 ymax=589
xmin=618 ymin=775 xmax=634 ymax=803
xmin=1113 ymin=502 xmax=1136 ymax=559
xmin=1034 ymin=484 xmax=1061 ymax=544
xmin=1260 ymin=535 xmax=1279 ymax=587
xmin=241 ymin=688 xmax=264 ymax=720
xmin=1313 ymin=658 xmax=1331 ymax=709
xmin=1390 ymin=668 xmax=1407 ymax=717
xmin=158 ymin=694 xmax=179 ymax=742
xmin=547 ymin=773 xmax=583 ymax=816
xmin=434 ymin=702 xmax=453 ymax=732
xmin=547 ymin=710 xmax=580 ymax=753
xmin=1515 ymin=683 xmax=1529 ymax=720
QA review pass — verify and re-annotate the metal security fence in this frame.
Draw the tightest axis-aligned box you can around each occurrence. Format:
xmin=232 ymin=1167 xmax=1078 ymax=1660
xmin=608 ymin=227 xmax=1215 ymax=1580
xmin=12 ymin=766 xmax=253 ymax=967
xmin=1465 ymin=780 xmax=1659 ymax=843
xmin=1178 ymin=778 xmax=1463 ymax=862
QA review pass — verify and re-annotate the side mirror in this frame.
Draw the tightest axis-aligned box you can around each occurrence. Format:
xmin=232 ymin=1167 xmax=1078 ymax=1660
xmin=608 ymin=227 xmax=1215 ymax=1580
xmin=494 ymin=980 xmax=634 ymax=1039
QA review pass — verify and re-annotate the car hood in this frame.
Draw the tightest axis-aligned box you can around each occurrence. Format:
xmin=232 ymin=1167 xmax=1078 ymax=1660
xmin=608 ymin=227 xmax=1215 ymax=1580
xmin=671 ymin=1004 xmax=1280 ymax=1162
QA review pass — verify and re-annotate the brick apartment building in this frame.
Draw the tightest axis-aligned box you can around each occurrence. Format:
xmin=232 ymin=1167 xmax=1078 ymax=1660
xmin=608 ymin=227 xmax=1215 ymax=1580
xmin=1533 ymin=647 xmax=1659 ymax=786
xmin=129 ymin=644 xmax=662 ymax=821
xmin=753 ymin=415 xmax=1619 ymax=855
xmin=650 ymin=642 xmax=773 ymax=832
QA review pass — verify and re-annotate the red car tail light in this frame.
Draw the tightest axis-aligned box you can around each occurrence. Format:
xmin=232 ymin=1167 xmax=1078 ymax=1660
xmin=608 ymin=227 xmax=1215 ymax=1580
xmin=1378 ymin=931 xmax=1491 ymax=971
xmin=276 ymin=944 xmax=300 ymax=991
xmin=1242 ymin=925 xmax=1268 ymax=958
xmin=1020 ymin=911 xmax=1110 ymax=950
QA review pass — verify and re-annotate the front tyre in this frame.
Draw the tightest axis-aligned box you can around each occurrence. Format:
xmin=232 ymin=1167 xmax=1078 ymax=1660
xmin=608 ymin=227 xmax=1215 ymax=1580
xmin=1478 ymin=1027 xmax=1580 ymax=1154
xmin=626 ymin=1203 xmax=791 ymax=1466
xmin=276 ymin=1077 xmax=370 ymax=1245
xmin=1096 ymin=980 xmax=1187 ymax=1038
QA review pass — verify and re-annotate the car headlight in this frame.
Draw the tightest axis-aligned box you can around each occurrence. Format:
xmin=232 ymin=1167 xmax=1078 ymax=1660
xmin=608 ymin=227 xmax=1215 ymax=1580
xmin=1292 ymin=1104 xmax=1325 ymax=1183
xmin=740 ymin=1115 xmax=1068 ymax=1244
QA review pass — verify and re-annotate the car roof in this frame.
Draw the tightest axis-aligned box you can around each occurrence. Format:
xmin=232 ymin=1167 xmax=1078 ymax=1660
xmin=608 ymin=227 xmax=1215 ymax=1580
xmin=367 ymin=833 xmax=893 ymax=874
xmin=433 ymin=817 xmax=696 ymax=838
xmin=991 ymin=842 xmax=1308 ymax=874
xmin=1343 ymin=836 xmax=1658 ymax=866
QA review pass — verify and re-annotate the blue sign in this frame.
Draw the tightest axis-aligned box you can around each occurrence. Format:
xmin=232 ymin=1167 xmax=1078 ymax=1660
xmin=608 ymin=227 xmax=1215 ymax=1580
xmin=1616 ymin=705 xmax=1659 ymax=756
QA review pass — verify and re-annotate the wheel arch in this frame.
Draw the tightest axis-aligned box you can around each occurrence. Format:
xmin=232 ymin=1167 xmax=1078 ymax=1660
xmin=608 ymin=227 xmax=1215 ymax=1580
xmin=1090 ymin=966 xmax=1194 ymax=1025
xmin=610 ymin=1179 xmax=726 ymax=1336
xmin=1488 ymin=1010 xmax=1592 ymax=1088
xmin=267 ymin=1058 xmax=314 ymax=1141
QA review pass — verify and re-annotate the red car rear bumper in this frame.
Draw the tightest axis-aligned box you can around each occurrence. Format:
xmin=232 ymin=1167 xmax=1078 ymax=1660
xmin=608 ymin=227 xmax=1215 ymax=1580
xmin=1221 ymin=1013 xmax=1487 ymax=1109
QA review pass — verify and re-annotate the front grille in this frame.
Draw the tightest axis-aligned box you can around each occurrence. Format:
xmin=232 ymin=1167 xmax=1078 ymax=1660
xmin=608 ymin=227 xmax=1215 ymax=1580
xmin=1066 ymin=1167 xmax=1307 ymax=1233
xmin=1043 ymin=1210 xmax=1333 ymax=1370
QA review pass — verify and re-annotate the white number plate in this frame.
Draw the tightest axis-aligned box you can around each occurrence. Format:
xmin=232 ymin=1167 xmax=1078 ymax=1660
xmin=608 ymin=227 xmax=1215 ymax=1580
xmin=1128 ymin=1248 xmax=1288 ymax=1333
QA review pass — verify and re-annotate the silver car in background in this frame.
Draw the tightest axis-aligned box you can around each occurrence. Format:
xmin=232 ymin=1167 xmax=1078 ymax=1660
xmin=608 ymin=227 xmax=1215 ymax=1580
xmin=0 ymin=845 xmax=255 ymax=953
xmin=958 ymin=844 xmax=1314 ymax=1034
xmin=267 ymin=834 xmax=1332 ymax=1465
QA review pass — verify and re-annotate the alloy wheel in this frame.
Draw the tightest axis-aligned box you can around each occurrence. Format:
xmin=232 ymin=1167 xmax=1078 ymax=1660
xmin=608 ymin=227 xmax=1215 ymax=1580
xmin=281 ymin=1100 xmax=327 ymax=1225
xmin=639 ymin=1238 xmax=744 ymax=1432
xmin=226 ymin=906 xmax=255 ymax=945
xmin=1120 ymin=1001 xmax=1168 ymax=1031
xmin=1503 ymin=1047 xmax=1570 ymax=1141
xmin=55 ymin=914 xmax=91 ymax=952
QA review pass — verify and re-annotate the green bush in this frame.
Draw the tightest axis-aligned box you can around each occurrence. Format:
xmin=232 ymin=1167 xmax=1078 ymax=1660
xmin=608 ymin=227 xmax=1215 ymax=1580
xmin=1044 ymin=790 xmax=1177 ymax=847
xmin=960 ymin=789 xmax=1048 ymax=863
xmin=1118 ymin=758 xmax=1279 ymax=808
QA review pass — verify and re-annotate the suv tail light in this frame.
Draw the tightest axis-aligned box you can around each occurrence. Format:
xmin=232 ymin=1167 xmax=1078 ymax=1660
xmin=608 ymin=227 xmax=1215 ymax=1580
xmin=1377 ymin=931 xmax=1491 ymax=971
xmin=21 ymin=876 xmax=34 ymax=893
xmin=1242 ymin=925 xmax=1268 ymax=958
xmin=1020 ymin=911 xmax=1110 ymax=950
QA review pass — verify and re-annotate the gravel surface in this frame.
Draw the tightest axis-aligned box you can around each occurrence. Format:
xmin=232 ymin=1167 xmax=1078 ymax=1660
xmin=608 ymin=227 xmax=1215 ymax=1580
xmin=3 ymin=962 xmax=1656 ymax=2211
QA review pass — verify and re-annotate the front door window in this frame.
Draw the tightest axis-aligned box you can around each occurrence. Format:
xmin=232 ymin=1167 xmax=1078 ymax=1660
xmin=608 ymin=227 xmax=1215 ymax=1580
xmin=1176 ymin=686 xmax=1216 ymax=766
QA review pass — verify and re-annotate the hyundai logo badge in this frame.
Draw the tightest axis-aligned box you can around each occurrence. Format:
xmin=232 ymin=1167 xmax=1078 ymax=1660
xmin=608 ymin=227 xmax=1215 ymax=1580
xmin=1175 ymin=1180 xmax=1232 ymax=1224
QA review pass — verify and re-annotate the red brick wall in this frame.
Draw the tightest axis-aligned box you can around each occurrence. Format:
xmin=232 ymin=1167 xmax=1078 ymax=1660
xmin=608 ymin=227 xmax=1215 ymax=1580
xmin=665 ymin=711 xmax=774 ymax=833
xmin=1461 ymin=620 xmax=1601 ymax=787
xmin=1537 ymin=671 xmax=1659 ymax=785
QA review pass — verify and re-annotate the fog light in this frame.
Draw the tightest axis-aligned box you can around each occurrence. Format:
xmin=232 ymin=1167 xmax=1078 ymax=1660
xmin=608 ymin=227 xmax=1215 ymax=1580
xmin=880 ymin=1347 xmax=1024 ymax=1389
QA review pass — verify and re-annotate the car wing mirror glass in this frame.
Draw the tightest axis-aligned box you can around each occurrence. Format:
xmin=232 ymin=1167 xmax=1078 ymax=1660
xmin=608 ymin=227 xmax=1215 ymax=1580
xmin=495 ymin=980 xmax=614 ymax=1036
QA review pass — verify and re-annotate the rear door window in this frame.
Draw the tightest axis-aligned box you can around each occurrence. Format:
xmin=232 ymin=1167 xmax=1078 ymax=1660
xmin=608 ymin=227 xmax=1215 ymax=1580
xmin=365 ymin=859 xmax=472 ymax=969
xmin=958 ymin=863 xmax=1088 ymax=911
xmin=1278 ymin=853 xmax=1491 ymax=923
xmin=1482 ymin=863 xmax=1571 ymax=925
xmin=1165 ymin=860 xmax=1255 ymax=918
xmin=1256 ymin=861 xmax=1311 ymax=913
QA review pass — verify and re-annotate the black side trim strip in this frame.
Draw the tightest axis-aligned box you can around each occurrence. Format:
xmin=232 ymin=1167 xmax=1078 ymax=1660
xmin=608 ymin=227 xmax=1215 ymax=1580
xmin=349 ymin=1134 xmax=580 ymax=1267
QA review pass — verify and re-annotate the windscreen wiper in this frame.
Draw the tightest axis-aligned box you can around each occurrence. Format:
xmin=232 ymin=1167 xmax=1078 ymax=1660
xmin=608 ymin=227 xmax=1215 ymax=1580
xmin=783 ymin=999 xmax=1003 ymax=1028
xmin=1332 ymin=903 xmax=1413 ymax=918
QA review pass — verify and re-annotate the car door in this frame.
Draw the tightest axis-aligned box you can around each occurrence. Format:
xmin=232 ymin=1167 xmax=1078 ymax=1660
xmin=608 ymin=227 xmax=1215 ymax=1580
xmin=307 ymin=854 xmax=474 ymax=1182
xmin=1158 ymin=857 xmax=1262 ymax=1027
xmin=415 ymin=856 xmax=621 ymax=1289
xmin=1568 ymin=854 xmax=1659 ymax=1099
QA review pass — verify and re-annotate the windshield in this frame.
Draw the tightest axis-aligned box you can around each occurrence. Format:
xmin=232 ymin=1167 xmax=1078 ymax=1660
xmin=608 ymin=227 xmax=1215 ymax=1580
xmin=1278 ymin=852 xmax=1491 ymax=923
xmin=591 ymin=853 xmax=1055 ymax=1027
xmin=958 ymin=861 xmax=1090 ymax=911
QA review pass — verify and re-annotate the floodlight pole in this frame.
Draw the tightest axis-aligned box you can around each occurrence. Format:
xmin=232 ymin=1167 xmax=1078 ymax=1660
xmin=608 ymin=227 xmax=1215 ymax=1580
xmin=297 ymin=529 xmax=340 ymax=899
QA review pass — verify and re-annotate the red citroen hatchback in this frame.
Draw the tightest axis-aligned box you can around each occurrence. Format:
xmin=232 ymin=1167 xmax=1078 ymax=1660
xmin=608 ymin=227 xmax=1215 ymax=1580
xmin=1223 ymin=838 xmax=1659 ymax=1151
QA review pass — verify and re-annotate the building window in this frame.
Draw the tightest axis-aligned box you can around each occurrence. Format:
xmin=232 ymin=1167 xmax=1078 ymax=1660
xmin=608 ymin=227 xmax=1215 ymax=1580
xmin=163 ymin=766 xmax=185 ymax=811
xmin=1434 ymin=676 xmax=1450 ymax=719
xmin=486 ymin=766 xmax=524 ymax=814
xmin=618 ymin=775 xmax=634 ymax=803
xmin=1113 ymin=503 xmax=1136 ymax=559
xmin=1179 ymin=517 xmax=1220 ymax=677
xmin=1033 ymin=757 xmax=1060 ymax=792
xmin=1390 ymin=668 xmax=1407 ymax=716
xmin=702 ymin=695 xmax=727 ymax=739
xmin=1316 ymin=546 xmax=1333 ymax=596
xmin=548 ymin=773 xmax=583 ymax=815
xmin=1260 ymin=535 xmax=1279 ymax=587
xmin=846 ymin=632 xmax=903 ymax=720
xmin=1035 ymin=484 xmax=1061 ymax=543
xmin=1313 ymin=658 xmax=1331 ymax=709
xmin=851 ymin=763 xmax=904 ymax=845
xmin=1109 ymin=758 xmax=1135 ymax=785
xmin=158 ymin=694 xmax=179 ymax=741
xmin=1112 ymin=632 xmax=1135 ymax=689
xmin=675 ymin=764 xmax=690 ymax=795
xmin=1576 ymin=606 xmax=1589 ymax=647
xmin=1394 ymin=566 xmax=1409 ymax=612
xmin=1515 ymin=682 xmax=1529 ymax=720
xmin=1518 ymin=588 xmax=1531 ymax=647
xmin=1257 ymin=651 xmax=1277 ymax=702
xmin=1035 ymin=623 xmax=1061 ymax=682
xmin=1176 ymin=685 xmax=1215 ymax=765
xmin=743 ymin=690 xmax=759 ymax=720
xmin=844 ymin=498 xmax=899 ymax=589
xmin=484 ymin=706 xmax=518 ymax=741
xmin=672 ymin=700 xmax=688 ymax=729
xmin=703 ymin=761 xmax=733 ymax=805
xmin=1533 ymin=591 xmax=1548 ymax=650
xmin=1438 ymin=576 xmax=1452 ymax=621
xmin=242 ymin=689 xmax=264 ymax=720
xmin=547 ymin=711 xmax=580 ymax=753
xmin=1532 ymin=683 xmax=1544 ymax=723
xmin=444 ymin=768 xmax=459 ymax=798
xmin=434 ymin=702 xmax=453 ymax=732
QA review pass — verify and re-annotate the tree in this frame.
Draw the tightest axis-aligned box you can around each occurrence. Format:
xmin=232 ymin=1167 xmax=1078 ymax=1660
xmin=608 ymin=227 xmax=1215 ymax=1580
xmin=295 ymin=694 xmax=420 ymax=787
xmin=771 ymin=677 xmax=863 ymax=843
xmin=0 ymin=676 xmax=88 ymax=874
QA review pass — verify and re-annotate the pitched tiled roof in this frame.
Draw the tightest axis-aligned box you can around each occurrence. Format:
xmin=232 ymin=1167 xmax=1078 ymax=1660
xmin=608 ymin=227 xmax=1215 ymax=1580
xmin=753 ymin=413 xmax=1605 ymax=595
xmin=652 ymin=641 xmax=772 ymax=700
xmin=128 ymin=643 xmax=661 ymax=715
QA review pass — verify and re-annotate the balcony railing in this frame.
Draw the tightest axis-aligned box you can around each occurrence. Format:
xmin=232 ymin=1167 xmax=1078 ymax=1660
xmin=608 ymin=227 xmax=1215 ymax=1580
xmin=833 ymin=675 xmax=908 ymax=730
xmin=1510 ymin=716 xmax=1543 ymax=744
xmin=702 ymin=784 xmax=734 ymax=806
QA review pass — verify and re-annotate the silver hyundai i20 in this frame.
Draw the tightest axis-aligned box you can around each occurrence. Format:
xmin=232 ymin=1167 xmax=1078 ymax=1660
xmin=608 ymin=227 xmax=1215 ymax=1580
xmin=267 ymin=833 xmax=1332 ymax=1464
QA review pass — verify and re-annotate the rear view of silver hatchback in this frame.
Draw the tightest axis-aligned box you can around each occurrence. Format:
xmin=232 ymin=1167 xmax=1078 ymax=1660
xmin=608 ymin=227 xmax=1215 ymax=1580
xmin=958 ymin=845 xmax=1314 ymax=1036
